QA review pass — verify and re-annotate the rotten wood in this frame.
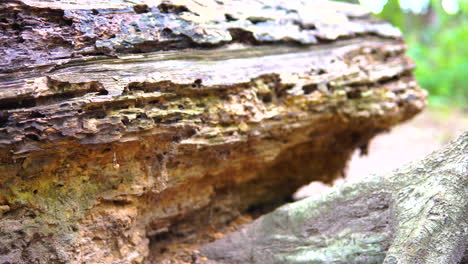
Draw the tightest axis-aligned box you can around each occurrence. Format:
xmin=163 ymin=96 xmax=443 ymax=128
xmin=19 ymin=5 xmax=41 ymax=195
xmin=0 ymin=1 xmax=426 ymax=263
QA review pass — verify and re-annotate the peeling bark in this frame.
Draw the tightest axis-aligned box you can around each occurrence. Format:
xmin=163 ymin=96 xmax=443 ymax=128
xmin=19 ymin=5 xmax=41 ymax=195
xmin=0 ymin=1 xmax=426 ymax=263
xmin=202 ymin=132 xmax=468 ymax=264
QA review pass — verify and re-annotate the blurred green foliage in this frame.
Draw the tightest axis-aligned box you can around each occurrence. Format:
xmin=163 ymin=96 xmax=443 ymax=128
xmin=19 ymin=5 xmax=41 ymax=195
xmin=378 ymin=0 xmax=468 ymax=106
xmin=334 ymin=0 xmax=468 ymax=106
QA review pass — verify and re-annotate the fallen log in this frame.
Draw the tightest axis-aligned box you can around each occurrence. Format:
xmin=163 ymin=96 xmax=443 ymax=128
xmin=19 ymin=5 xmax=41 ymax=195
xmin=202 ymin=132 xmax=468 ymax=264
xmin=0 ymin=0 xmax=426 ymax=263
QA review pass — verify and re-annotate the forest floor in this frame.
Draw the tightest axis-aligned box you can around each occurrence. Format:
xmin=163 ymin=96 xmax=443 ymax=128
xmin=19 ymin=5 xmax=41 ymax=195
xmin=295 ymin=106 xmax=468 ymax=199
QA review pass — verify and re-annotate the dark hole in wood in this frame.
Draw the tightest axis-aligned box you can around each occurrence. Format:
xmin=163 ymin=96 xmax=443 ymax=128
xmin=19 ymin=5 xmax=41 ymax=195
xmin=225 ymin=13 xmax=238 ymax=22
xmin=89 ymin=83 xmax=108 ymax=95
xmin=25 ymin=134 xmax=40 ymax=141
xmin=102 ymin=147 xmax=112 ymax=153
xmin=121 ymin=117 xmax=131 ymax=126
xmin=350 ymin=132 xmax=361 ymax=144
xmin=11 ymin=23 xmax=21 ymax=31
xmin=259 ymin=93 xmax=272 ymax=103
xmin=151 ymin=231 xmax=171 ymax=245
xmin=156 ymin=154 xmax=164 ymax=163
xmin=29 ymin=111 xmax=46 ymax=119
xmin=295 ymin=21 xmax=317 ymax=30
xmin=61 ymin=15 xmax=74 ymax=26
xmin=246 ymin=195 xmax=294 ymax=217
xmin=94 ymin=111 xmax=107 ymax=119
xmin=359 ymin=143 xmax=369 ymax=156
xmin=157 ymin=3 xmax=190 ymax=14
xmin=247 ymin=16 xmax=270 ymax=24
xmin=276 ymin=84 xmax=294 ymax=97
xmin=186 ymin=128 xmax=197 ymax=137
xmin=161 ymin=115 xmax=183 ymax=124
xmin=136 ymin=113 xmax=148 ymax=119
xmin=192 ymin=79 xmax=202 ymax=88
xmin=161 ymin=28 xmax=173 ymax=37
xmin=0 ymin=97 xmax=36 ymax=110
xmin=346 ymin=90 xmax=361 ymax=99
xmin=302 ymin=84 xmax=318 ymax=94
xmin=0 ymin=113 xmax=9 ymax=128
xmin=111 ymin=199 xmax=132 ymax=206
xmin=133 ymin=4 xmax=150 ymax=14
xmin=228 ymin=28 xmax=257 ymax=44
xmin=384 ymin=53 xmax=392 ymax=61
xmin=97 ymin=89 xmax=109 ymax=95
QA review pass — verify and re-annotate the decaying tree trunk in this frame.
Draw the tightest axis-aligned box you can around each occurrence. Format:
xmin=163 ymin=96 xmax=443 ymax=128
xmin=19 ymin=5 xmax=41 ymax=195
xmin=0 ymin=0 xmax=426 ymax=263
xmin=202 ymin=132 xmax=468 ymax=264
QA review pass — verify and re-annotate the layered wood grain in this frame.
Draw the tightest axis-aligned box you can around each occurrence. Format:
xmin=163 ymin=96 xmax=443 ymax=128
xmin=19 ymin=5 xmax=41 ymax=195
xmin=0 ymin=1 xmax=426 ymax=263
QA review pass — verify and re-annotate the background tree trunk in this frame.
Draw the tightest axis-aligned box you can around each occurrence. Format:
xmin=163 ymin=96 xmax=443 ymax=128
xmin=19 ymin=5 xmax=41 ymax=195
xmin=202 ymin=132 xmax=467 ymax=264
xmin=0 ymin=1 xmax=426 ymax=263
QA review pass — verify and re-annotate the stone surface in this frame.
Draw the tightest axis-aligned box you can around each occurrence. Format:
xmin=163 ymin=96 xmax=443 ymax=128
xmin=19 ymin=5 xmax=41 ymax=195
xmin=0 ymin=1 xmax=426 ymax=263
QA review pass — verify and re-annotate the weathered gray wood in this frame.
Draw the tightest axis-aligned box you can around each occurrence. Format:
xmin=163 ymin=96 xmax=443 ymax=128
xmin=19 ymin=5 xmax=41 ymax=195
xmin=202 ymin=132 xmax=468 ymax=264
xmin=0 ymin=0 xmax=426 ymax=263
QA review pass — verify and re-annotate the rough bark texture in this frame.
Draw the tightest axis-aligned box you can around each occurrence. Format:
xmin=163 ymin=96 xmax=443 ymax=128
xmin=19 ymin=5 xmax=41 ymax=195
xmin=202 ymin=132 xmax=468 ymax=264
xmin=0 ymin=1 xmax=426 ymax=263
